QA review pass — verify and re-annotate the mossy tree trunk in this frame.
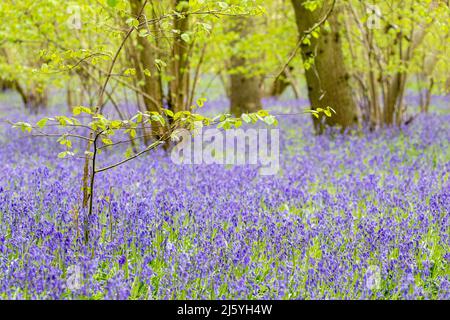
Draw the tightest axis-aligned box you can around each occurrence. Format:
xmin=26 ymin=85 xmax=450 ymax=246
xmin=168 ymin=0 xmax=190 ymax=114
xmin=229 ymin=16 xmax=262 ymax=117
xmin=129 ymin=0 xmax=166 ymax=138
xmin=291 ymin=0 xmax=358 ymax=133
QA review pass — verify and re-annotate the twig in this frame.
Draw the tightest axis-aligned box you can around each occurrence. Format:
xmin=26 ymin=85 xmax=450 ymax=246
xmin=95 ymin=139 xmax=165 ymax=173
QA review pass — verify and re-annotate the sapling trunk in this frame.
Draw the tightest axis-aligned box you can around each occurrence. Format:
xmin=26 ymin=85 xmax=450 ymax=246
xmin=85 ymin=132 xmax=99 ymax=244
xmin=81 ymin=0 xmax=150 ymax=241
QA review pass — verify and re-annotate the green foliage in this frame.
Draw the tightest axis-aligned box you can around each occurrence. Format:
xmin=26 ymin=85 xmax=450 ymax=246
xmin=12 ymin=106 xmax=284 ymax=162
xmin=342 ymin=0 xmax=449 ymax=94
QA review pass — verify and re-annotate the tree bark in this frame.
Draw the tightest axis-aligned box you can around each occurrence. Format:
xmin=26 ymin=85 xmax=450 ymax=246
xmin=0 ymin=79 xmax=13 ymax=91
xmin=168 ymin=0 xmax=190 ymax=114
xmin=13 ymin=81 xmax=47 ymax=114
xmin=129 ymin=0 xmax=164 ymax=112
xmin=129 ymin=0 xmax=166 ymax=139
xmin=291 ymin=0 xmax=358 ymax=133
xmin=229 ymin=16 xmax=262 ymax=117
xmin=270 ymin=66 xmax=294 ymax=98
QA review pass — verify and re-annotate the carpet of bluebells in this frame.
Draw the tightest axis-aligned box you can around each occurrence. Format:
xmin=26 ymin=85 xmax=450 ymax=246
xmin=0 ymin=93 xmax=449 ymax=300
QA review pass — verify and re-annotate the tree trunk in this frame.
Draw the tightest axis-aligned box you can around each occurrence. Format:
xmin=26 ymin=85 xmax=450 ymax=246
xmin=129 ymin=0 xmax=165 ymax=138
xmin=168 ymin=0 xmax=190 ymax=114
xmin=66 ymin=80 xmax=80 ymax=111
xmin=229 ymin=17 xmax=262 ymax=117
xmin=14 ymin=82 xmax=47 ymax=114
xmin=0 ymin=79 xmax=13 ymax=91
xmin=270 ymin=66 xmax=294 ymax=98
xmin=291 ymin=0 xmax=358 ymax=133
xmin=1 ymin=48 xmax=47 ymax=113
xmin=129 ymin=0 xmax=163 ymax=111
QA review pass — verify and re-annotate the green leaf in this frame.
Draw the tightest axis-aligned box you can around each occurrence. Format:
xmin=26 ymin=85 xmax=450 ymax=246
xmin=311 ymin=30 xmax=320 ymax=39
xmin=143 ymin=69 xmax=152 ymax=77
xmin=73 ymin=106 xmax=82 ymax=116
xmin=41 ymin=63 xmax=49 ymax=72
xmin=102 ymin=138 xmax=113 ymax=145
xmin=163 ymin=109 xmax=174 ymax=117
xmin=59 ymin=139 xmax=72 ymax=148
xmin=257 ymin=110 xmax=269 ymax=117
xmin=124 ymin=68 xmax=136 ymax=76
xmin=110 ymin=120 xmax=122 ymax=129
xmin=249 ymin=113 xmax=258 ymax=123
xmin=107 ymin=0 xmax=118 ymax=7
xmin=126 ymin=18 xmax=139 ymax=28
xmin=196 ymin=98 xmax=207 ymax=107
xmin=56 ymin=116 xmax=74 ymax=126
xmin=181 ymin=33 xmax=191 ymax=43
xmin=132 ymin=112 xmax=143 ymax=123
xmin=58 ymin=151 xmax=68 ymax=159
xmin=218 ymin=2 xmax=229 ymax=9
xmin=302 ymin=37 xmax=311 ymax=46
xmin=36 ymin=118 xmax=48 ymax=128
xmin=151 ymin=114 xmax=165 ymax=125
xmin=14 ymin=122 xmax=33 ymax=133
xmin=155 ymin=59 xmax=167 ymax=70
xmin=125 ymin=147 xmax=133 ymax=158
xmin=73 ymin=106 xmax=93 ymax=116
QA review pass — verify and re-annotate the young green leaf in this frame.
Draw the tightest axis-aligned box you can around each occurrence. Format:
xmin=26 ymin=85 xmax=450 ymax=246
xmin=102 ymin=138 xmax=113 ymax=145
xmin=58 ymin=151 xmax=68 ymax=159
xmin=36 ymin=118 xmax=48 ymax=128
xmin=107 ymin=0 xmax=118 ymax=7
